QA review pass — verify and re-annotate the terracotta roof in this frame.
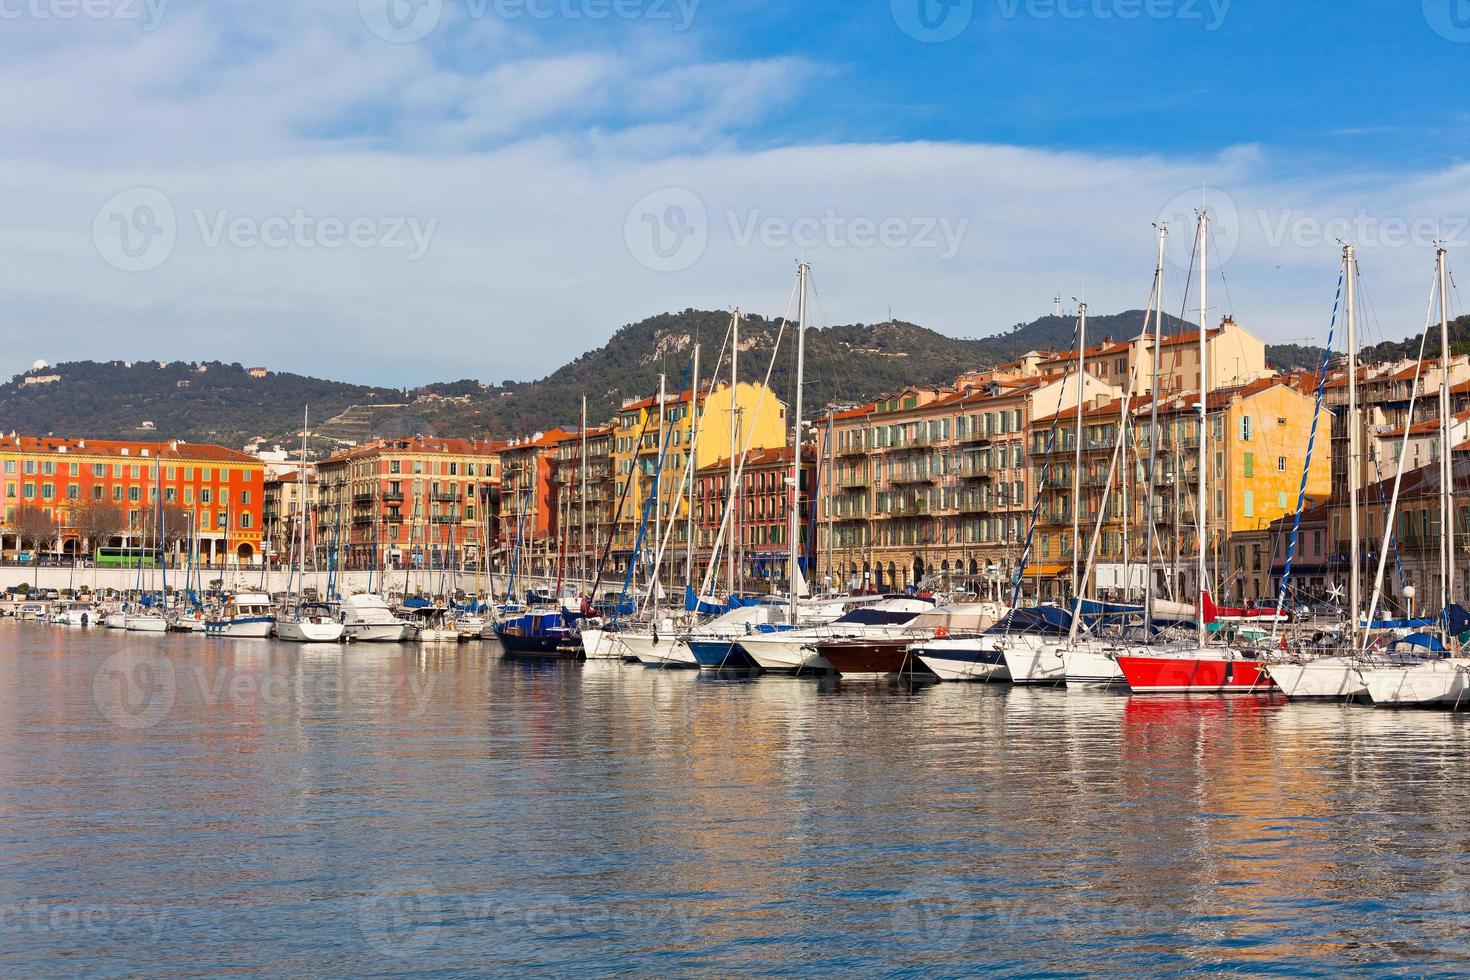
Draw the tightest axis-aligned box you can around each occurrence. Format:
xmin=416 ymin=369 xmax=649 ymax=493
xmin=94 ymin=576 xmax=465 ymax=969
xmin=0 ymin=434 xmax=258 ymax=464
xmin=698 ymin=446 xmax=812 ymax=472
xmin=321 ymin=435 xmax=508 ymax=465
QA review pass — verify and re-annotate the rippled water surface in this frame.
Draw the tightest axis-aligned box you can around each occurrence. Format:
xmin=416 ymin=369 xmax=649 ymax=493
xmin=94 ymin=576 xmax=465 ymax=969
xmin=4 ymin=622 xmax=1470 ymax=976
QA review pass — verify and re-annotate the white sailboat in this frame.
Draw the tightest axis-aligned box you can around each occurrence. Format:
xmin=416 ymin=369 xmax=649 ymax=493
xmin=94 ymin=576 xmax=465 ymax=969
xmin=276 ymin=408 xmax=345 ymax=644
xmin=1359 ymin=247 xmax=1469 ymax=707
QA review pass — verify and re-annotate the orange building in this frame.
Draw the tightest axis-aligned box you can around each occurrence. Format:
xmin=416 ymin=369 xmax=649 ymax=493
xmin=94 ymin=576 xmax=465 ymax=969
xmin=314 ymin=436 xmax=505 ymax=571
xmin=0 ymin=435 xmax=265 ymax=565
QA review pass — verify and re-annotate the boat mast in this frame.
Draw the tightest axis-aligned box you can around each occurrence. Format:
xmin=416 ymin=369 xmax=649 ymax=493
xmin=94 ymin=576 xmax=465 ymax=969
xmin=297 ymin=406 xmax=308 ymax=608
xmin=1439 ymin=246 xmax=1456 ymax=618
xmin=1196 ymin=211 xmax=1210 ymax=649
xmin=1072 ymin=302 xmax=1087 ymax=596
xmin=1144 ymin=225 xmax=1167 ymax=628
xmin=686 ymin=344 xmax=700 ymax=593
xmin=1346 ymin=245 xmax=1361 ymax=645
xmin=727 ymin=310 xmax=740 ymax=596
xmin=580 ymin=396 xmax=588 ymax=595
xmin=655 ymin=371 xmax=665 ymax=601
xmin=789 ymin=261 xmax=809 ymax=625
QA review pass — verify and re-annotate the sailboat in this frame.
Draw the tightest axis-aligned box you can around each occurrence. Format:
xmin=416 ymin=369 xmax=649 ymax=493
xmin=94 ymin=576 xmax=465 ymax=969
xmin=1115 ymin=210 xmax=1275 ymax=693
xmin=125 ymin=460 xmax=169 ymax=632
xmin=1356 ymin=246 xmax=1470 ymax=707
xmin=275 ymin=408 xmax=345 ymax=643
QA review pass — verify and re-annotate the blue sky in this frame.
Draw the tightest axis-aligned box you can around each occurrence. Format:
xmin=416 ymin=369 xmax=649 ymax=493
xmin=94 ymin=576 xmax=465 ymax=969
xmin=1 ymin=0 xmax=1466 ymax=394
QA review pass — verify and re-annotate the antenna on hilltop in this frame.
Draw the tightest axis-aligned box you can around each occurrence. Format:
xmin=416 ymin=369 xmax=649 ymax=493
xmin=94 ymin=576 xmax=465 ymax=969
xmin=1054 ymin=295 xmax=1062 ymax=317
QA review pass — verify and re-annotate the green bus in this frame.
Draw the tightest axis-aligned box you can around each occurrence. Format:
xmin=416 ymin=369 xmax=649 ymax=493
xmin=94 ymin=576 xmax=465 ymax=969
xmin=94 ymin=547 xmax=163 ymax=568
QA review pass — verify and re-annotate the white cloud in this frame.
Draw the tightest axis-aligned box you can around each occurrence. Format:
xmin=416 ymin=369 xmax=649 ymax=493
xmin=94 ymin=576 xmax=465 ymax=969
xmin=0 ymin=3 xmax=1466 ymax=396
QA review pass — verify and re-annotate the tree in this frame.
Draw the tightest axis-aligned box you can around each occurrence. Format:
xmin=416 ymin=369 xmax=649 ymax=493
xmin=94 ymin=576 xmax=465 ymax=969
xmin=139 ymin=504 xmax=194 ymax=556
xmin=14 ymin=505 xmax=58 ymax=557
xmin=74 ymin=500 xmax=126 ymax=552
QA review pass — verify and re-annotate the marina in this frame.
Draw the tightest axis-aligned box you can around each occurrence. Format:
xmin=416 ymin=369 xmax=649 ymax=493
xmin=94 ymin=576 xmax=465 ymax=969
xmin=4 ymin=621 xmax=1470 ymax=975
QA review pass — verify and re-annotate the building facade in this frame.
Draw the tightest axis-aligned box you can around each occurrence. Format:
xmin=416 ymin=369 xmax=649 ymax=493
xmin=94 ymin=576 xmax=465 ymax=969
xmin=0 ymin=435 xmax=265 ymax=565
xmin=315 ymin=436 xmax=503 ymax=571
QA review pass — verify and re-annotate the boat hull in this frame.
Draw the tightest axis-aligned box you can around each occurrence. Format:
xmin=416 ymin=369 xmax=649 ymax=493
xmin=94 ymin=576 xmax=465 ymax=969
xmin=816 ymin=639 xmax=919 ymax=678
xmin=497 ymin=632 xmax=579 ymax=658
xmin=1002 ymin=642 xmax=1068 ymax=686
xmin=206 ymin=617 xmax=275 ymax=638
xmin=737 ymin=634 xmax=830 ymax=673
xmin=276 ymin=619 xmax=345 ymax=643
xmin=124 ymin=616 xmax=168 ymax=633
xmin=343 ymin=622 xmax=414 ymax=643
xmin=1362 ymin=660 xmax=1470 ymax=708
xmin=912 ymin=640 xmax=1010 ymax=682
xmin=686 ymin=638 xmax=761 ymax=670
xmin=578 ymin=628 xmax=627 ymax=661
xmin=1062 ymin=647 xmax=1126 ymax=688
xmin=619 ymin=632 xmax=696 ymax=668
xmin=1266 ymin=658 xmax=1368 ymax=700
xmin=1116 ymin=651 xmax=1275 ymax=693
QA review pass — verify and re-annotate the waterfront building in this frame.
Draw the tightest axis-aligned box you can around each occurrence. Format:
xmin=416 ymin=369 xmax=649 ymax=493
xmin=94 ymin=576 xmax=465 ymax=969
xmin=0 ymin=435 xmax=265 ymax=565
xmin=1027 ymin=377 xmax=1330 ymax=603
xmin=498 ymin=428 xmax=579 ymax=583
xmin=314 ymin=436 xmax=504 ymax=572
xmin=262 ymin=468 xmax=316 ymax=566
xmin=820 ymin=371 xmax=1120 ymax=596
xmin=549 ymin=424 xmax=617 ymax=588
xmin=1266 ymin=453 xmax=1470 ymax=614
xmin=610 ymin=382 xmax=787 ymax=580
xmin=693 ymin=446 xmax=816 ymax=594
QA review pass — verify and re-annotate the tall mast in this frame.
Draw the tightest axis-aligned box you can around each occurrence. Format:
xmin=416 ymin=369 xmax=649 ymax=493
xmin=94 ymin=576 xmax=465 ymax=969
xmin=580 ymin=396 xmax=588 ymax=593
xmin=1144 ymin=225 xmax=1167 ymax=627
xmin=789 ymin=261 xmax=809 ymax=624
xmin=655 ymin=371 xmax=665 ymax=599
xmin=298 ymin=406 xmax=309 ymax=603
xmin=728 ymin=310 xmax=740 ymax=595
xmin=825 ymin=407 xmax=835 ymax=590
xmin=687 ymin=345 xmax=701 ymax=590
xmin=1072 ymin=302 xmax=1087 ymax=595
xmin=1196 ymin=211 xmax=1210 ymax=648
xmin=1439 ymin=247 xmax=1456 ymax=614
xmin=1346 ymin=245 xmax=1361 ymax=642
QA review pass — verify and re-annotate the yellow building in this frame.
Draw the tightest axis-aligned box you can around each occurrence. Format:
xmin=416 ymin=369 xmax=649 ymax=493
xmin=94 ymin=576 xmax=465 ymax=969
xmin=610 ymin=381 xmax=787 ymax=575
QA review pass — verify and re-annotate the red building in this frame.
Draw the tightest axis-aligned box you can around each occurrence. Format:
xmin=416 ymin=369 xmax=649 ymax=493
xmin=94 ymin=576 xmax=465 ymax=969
xmin=0 ymin=435 xmax=266 ymax=565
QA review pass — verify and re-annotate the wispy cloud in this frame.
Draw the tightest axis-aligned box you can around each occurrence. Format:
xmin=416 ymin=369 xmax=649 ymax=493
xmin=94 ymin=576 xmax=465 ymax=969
xmin=0 ymin=2 xmax=1465 ymax=390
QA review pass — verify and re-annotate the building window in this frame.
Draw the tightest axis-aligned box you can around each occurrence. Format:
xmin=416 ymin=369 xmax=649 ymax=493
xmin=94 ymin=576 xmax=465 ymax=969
xmin=240 ymin=513 xmax=253 ymax=529
xmin=1243 ymin=490 xmax=1255 ymax=518
xmin=1277 ymin=456 xmax=1287 ymax=472
xmin=1241 ymin=415 xmax=1253 ymax=441
xmin=41 ymin=484 xmax=54 ymax=499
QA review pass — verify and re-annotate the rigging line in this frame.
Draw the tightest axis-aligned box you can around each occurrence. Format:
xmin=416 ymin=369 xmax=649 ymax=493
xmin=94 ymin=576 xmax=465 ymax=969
xmin=1204 ymin=218 xmax=1236 ymax=322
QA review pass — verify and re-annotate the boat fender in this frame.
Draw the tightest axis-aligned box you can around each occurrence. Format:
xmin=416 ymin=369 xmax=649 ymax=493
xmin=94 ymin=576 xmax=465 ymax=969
xmin=935 ymin=626 xmax=949 ymax=639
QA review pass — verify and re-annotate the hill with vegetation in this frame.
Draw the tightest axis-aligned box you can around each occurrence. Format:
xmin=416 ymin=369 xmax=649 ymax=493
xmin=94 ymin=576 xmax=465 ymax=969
xmin=0 ymin=309 xmax=1385 ymax=448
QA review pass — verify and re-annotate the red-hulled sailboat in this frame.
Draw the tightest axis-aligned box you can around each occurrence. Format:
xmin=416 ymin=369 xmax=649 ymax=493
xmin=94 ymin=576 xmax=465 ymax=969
xmin=1115 ymin=209 xmax=1278 ymax=696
